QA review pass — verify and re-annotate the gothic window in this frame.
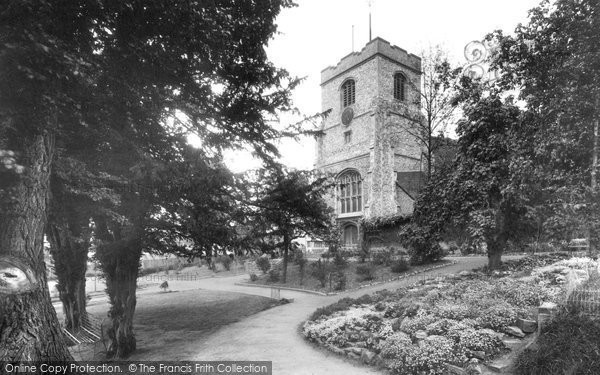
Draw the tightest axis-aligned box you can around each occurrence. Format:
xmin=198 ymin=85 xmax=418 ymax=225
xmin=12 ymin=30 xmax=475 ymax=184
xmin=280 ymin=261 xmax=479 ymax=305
xmin=338 ymin=171 xmax=362 ymax=214
xmin=394 ymin=73 xmax=406 ymax=101
xmin=343 ymin=224 xmax=358 ymax=245
xmin=341 ymin=79 xmax=355 ymax=107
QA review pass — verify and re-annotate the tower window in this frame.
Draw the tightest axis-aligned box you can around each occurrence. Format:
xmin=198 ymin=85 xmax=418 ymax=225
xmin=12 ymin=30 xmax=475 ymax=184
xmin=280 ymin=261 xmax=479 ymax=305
xmin=341 ymin=79 xmax=355 ymax=107
xmin=394 ymin=73 xmax=406 ymax=101
xmin=338 ymin=171 xmax=362 ymax=214
xmin=344 ymin=130 xmax=352 ymax=144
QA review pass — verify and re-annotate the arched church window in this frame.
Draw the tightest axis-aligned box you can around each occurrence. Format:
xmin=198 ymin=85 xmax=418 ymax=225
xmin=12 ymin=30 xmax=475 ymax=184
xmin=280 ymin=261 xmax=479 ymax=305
xmin=394 ymin=73 xmax=406 ymax=101
xmin=341 ymin=79 xmax=355 ymax=107
xmin=343 ymin=224 xmax=358 ymax=245
xmin=338 ymin=171 xmax=362 ymax=214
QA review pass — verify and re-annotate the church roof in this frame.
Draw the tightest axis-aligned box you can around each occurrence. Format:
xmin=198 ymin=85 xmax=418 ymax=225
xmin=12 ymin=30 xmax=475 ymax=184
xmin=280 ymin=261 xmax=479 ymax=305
xmin=396 ymin=171 xmax=424 ymax=200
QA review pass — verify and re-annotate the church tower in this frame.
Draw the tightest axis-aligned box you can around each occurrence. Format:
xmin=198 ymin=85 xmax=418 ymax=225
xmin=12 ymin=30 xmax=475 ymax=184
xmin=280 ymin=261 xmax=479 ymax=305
xmin=315 ymin=37 xmax=424 ymax=248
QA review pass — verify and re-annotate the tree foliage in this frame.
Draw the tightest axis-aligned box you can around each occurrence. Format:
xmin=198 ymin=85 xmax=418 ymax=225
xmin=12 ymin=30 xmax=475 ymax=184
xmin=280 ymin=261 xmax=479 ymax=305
xmin=246 ymin=167 xmax=334 ymax=282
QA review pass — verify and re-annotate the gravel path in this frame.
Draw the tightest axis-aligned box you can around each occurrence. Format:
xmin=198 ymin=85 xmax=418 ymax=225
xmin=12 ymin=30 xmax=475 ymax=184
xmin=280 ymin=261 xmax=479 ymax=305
xmin=182 ymin=256 xmax=499 ymax=375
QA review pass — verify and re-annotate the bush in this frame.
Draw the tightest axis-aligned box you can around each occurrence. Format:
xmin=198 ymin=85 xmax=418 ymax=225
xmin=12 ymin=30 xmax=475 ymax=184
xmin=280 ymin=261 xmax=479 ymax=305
xmin=356 ymin=263 xmax=376 ymax=281
xmin=310 ymin=259 xmax=332 ymax=288
xmin=515 ymin=308 xmax=600 ymax=375
xmin=389 ymin=335 xmax=465 ymax=375
xmin=249 ymin=273 xmax=258 ymax=282
xmin=390 ymin=258 xmax=410 ymax=273
xmin=216 ymin=255 xmax=233 ymax=271
xmin=159 ymin=281 xmax=169 ymax=292
xmin=372 ymin=248 xmax=394 ymax=266
xmin=333 ymin=271 xmax=347 ymax=291
xmin=267 ymin=269 xmax=280 ymax=283
xmin=400 ymin=224 xmax=445 ymax=265
xmin=256 ymin=256 xmax=271 ymax=274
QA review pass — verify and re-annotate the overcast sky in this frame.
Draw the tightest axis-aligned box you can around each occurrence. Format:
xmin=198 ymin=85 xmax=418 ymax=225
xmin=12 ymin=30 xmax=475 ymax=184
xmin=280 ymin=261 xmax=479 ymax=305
xmin=222 ymin=0 xmax=542 ymax=173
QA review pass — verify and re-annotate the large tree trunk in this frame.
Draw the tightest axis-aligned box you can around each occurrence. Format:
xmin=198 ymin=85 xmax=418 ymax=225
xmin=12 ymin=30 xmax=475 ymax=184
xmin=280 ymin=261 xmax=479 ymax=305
xmin=95 ymin=221 xmax=142 ymax=359
xmin=0 ymin=132 xmax=73 ymax=361
xmin=486 ymin=231 xmax=508 ymax=270
xmin=47 ymin=217 xmax=90 ymax=332
xmin=282 ymin=234 xmax=289 ymax=283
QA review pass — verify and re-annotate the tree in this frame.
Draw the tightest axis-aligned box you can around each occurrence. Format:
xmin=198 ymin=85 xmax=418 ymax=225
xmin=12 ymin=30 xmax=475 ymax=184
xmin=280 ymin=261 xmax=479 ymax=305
xmin=489 ymin=0 xmax=600 ymax=252
xmin=405 ymin=46 xmax=461 ymax=179
xmin=0 ymin=0 xmax=101 ymax=361
xmin=411 ymin=89 xmax=534 ymax=269
xmin=1 ymin=0 xmax=297 ymax=360
xmin=247 ymin=167 xmax=334 ymax=282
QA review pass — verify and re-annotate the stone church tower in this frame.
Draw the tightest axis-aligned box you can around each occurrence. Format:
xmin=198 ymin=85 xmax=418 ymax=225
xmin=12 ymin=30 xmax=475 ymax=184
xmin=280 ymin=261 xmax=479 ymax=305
xmin=315 ymin=38 xmax=424 ymax=248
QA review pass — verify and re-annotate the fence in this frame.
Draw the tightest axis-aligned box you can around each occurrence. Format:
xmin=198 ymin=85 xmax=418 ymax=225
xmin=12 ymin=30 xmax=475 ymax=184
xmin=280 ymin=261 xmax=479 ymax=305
xmin=567 ymin=288 xmax=600 ymax=316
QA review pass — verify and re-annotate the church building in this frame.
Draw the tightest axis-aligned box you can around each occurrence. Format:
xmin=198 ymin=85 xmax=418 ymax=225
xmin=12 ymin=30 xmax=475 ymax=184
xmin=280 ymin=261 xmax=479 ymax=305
xmin=314 ymin=37 xmax=425 ymax=250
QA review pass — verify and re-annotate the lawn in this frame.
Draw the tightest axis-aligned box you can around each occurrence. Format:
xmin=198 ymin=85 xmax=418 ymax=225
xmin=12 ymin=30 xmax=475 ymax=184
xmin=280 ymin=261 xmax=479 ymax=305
xmin=61 ymin=286 xmax=281 ymax=360
xmin=246 ymin=258 xmax=452 ymax=293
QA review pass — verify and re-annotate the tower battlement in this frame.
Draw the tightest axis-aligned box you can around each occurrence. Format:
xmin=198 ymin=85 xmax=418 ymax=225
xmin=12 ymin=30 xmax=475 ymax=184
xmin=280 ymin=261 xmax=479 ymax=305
xmin=321 ymin=37 xmax=421 ymax=85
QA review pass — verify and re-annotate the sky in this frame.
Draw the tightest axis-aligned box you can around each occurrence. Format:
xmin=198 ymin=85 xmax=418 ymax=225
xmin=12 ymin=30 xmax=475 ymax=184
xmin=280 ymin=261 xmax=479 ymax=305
xmin=222 ymin=0 xmax=543 ymax=173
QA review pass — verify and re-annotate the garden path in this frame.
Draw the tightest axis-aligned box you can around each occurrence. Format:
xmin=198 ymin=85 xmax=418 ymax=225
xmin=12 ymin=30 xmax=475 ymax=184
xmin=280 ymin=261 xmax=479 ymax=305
xmin=183 ymin=256 xmax=503 ymax=375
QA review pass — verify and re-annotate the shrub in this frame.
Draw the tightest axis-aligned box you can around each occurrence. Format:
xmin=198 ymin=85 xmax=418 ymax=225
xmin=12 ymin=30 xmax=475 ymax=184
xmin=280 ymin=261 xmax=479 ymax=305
xmin=400 ymin=224 xmax=445 ymax=265
xmin=453 ymin=328 xmax=505 ymax=356
xmin=310 ymin=259 xmax=332 ymax=288
xmin=267 ymin=269 xmax=280 ymax=282
xmin=390 ymin=258 xmax=410 ymax=273
xmin=379 ymin=332 xmax=412 ymax=359
xmin=356 ymin=262 xmax=376 ymax=281
xmin=256 ymin=256 xmax=271 ymax=274
xmin=399 ymin=310 xmax=438 ymax=335
xmin=294 ymin=249 xmax=308 ymax=285
xmin=333 ymin=271 xmax=347 ymax=291
xmin=249 ymin=273 xmax=258 ymax=282
xmin=389 ymin=335 xmax=465 ymax=375
xmin=159 ymin=281 xmax=169 ymax=292
xmin=372 ymin=248 xmax=393 ymax=266
xmin=515 ymin=308 xmax=600 ymax=375
xmin=308 ymin=297 xmax=356 ymax=321
xmin=216 ymin=255 xmax=233 ymax=271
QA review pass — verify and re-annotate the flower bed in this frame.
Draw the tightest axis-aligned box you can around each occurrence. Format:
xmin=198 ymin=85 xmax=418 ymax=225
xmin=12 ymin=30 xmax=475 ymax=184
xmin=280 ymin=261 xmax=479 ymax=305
xmin=303 ymin=256 xmax=598 ymax=375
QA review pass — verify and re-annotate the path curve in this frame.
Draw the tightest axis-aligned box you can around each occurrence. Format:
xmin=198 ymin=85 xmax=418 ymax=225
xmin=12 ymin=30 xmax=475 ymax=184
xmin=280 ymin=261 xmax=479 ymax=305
xmin=184 ymin=257 xmax=500 ymax=375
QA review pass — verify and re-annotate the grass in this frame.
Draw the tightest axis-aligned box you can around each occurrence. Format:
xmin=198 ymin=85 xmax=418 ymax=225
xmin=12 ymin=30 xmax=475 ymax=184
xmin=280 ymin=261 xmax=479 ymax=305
xmin=246 ymin=259 xmax=452 ymax=293
xmin=514 ymin=307 xmax=600 ymax=375
xmin=60 ymin=286 xmax=281 ymax=360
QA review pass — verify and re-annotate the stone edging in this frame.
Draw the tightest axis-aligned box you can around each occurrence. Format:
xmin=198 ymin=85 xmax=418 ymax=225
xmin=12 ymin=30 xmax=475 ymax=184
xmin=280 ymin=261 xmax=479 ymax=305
xmin=234 ymin=261 xmax=458 ymax=296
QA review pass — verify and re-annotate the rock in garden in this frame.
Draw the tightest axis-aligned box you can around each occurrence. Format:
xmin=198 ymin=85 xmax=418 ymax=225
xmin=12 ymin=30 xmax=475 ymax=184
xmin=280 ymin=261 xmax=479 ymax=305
xmin=505 ymin=326 xmax=526 ymax=338
xmin=327 ymin=345 xmax=345 ymax=356
xmin=517 ymin=318 xmax=537 ymax=333
xmin=445 ymin=363 xmax=466 ymax=375
xmin=415 ymin=330 xmax=428 ymax=340
xmin=459 ymin=270 xmax=472 ymax=277
xmin=348 ymin=347 xmax=363 ymax=355
xmin=360 ymin=349 xmax=376 ymax=364
xmin=465 ymin=358 xmax=483 ymax=375
xmin=472 ymin=350 xmax=486 ymax=360
xmin=538 ymin=302 xmax=557 ymax=315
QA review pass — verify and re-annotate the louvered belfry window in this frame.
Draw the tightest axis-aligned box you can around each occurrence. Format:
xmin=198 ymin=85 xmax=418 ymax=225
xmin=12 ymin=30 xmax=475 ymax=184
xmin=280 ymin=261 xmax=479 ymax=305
xmin=342 ymin=79 xmax=355 ymax=107
xmin=338 ymin=171 xmax=362 ymax=214
xmin=394 ymin=73 xmax=406 ymax=101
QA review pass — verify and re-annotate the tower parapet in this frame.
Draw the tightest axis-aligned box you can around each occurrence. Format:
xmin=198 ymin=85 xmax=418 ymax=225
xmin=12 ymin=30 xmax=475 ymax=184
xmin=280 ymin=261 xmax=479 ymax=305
xmin=321 ymin=37 xmax=421 ymax=85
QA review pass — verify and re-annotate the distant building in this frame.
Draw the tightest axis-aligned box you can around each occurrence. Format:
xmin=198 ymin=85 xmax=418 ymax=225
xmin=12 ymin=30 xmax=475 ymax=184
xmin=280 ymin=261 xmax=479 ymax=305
xmin=315 ymin=37 xmax=425 ymax=250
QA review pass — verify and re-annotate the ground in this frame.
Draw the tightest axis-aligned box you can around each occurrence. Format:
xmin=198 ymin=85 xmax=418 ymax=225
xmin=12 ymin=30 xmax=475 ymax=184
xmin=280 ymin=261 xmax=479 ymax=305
xmin=55 ymin=256 xmax=508 ymax=374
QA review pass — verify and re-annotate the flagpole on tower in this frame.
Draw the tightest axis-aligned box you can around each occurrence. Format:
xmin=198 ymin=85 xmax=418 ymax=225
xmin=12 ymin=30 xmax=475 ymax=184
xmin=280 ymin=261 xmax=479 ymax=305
xmin=368 ymin=0 xmax=373 ymax=41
